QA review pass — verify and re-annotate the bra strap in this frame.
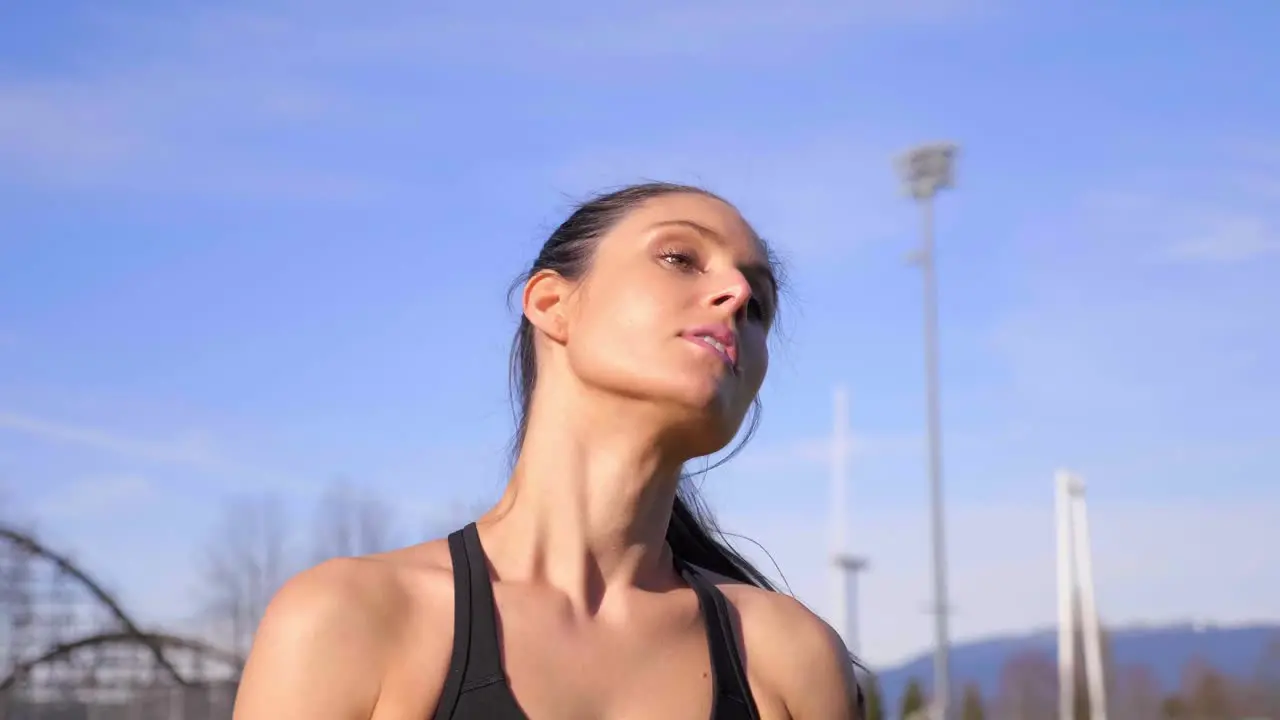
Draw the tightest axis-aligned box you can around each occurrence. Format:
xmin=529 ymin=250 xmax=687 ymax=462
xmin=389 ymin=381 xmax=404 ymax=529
xmin=432 ymin=528 xmax=472 ymax=719
xmin=679 ymin=563 xmax=761 ymax=719
xmin=433 ymin=524 xmax=509 ymax=718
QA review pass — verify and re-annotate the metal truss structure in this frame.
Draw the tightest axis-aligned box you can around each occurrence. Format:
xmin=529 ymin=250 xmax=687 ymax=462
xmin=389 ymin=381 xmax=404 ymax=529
xmin=1 ymin=525 xmax=244 ymax=720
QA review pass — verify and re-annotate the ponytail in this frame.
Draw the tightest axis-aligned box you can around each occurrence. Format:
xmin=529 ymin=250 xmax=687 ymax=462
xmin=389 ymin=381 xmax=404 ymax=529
xmin=666 ymin=486 xmax=778 ymax=591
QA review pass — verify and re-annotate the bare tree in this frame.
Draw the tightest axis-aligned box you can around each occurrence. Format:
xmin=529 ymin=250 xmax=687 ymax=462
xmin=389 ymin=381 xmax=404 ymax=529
xmin=1161 ymin=693 xmax=1188 ymax=719
xmin=198 ymin=493 xmax=291 ymax=658
xmin=1113 ymin=665 xmax=1162 ymax=720
xmin=1251 ymin=635 xmax=1280 ymax=718
xmin=1181 ymin=657 xmax=1238 ymax=720
xmin=310 ymin=478 xmax=398 ymax=563
xmin=960 ymin=683 xmax=987 ymax=720
xmin=898 ymin=678 xmax=926 ymax=720
xmin=995 ymin=650 xmax=1056 ymax=720
xmin=861 ymin=672 xmax=886 ymax=720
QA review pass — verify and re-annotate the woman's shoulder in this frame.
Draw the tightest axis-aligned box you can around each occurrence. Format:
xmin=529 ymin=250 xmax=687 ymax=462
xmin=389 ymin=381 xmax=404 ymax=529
xmin=234 ymin=539 xmax=459 ymax=718
xmin=698 ymin=569 xmax=863 ymax=720
xmin=264 ymin=539 xmax=456 ymax=633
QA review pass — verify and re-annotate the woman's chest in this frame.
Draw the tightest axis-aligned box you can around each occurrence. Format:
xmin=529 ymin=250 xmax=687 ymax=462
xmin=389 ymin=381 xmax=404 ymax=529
xmin=375 ymin=582 xmax=786 ymax=720
xmin=502 ymin=602 xmax=719 ymax=719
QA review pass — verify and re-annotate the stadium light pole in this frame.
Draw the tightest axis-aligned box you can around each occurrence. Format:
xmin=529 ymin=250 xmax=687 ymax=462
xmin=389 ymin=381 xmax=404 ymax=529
xmin=897 ymin=141 xmax=959 ymax=720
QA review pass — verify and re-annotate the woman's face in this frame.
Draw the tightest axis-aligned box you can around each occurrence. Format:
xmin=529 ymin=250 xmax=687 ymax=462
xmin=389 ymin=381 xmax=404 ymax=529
xmin=560 ymin=192 xmax=776 ymax=456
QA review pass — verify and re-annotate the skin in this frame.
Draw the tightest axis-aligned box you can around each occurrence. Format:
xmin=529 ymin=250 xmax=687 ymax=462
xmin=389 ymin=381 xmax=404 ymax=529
xmin=233 ymin=193 xmax=862 ymax=720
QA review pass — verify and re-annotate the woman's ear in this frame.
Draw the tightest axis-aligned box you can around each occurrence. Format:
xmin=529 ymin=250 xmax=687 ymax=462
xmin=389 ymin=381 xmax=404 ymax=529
xmin=522 ymin=269 xmax=571 ymax=344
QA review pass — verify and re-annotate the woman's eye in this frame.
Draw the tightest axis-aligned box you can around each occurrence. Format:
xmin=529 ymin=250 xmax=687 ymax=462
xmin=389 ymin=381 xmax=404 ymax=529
xmin=660 ymin=251 xmax=698 ymax=270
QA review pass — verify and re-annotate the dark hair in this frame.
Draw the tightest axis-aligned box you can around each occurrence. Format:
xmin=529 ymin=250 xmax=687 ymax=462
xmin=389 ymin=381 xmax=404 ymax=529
xmin=507 ymin=182 xmax=781 ymax=591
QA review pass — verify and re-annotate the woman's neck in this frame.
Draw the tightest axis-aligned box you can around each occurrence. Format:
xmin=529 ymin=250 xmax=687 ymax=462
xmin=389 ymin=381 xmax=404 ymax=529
xmin=479 ymin=386 xmax=686 ymax=616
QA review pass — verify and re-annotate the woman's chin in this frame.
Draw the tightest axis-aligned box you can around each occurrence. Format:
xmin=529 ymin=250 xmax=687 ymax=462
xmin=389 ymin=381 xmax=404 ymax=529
xmin=617 ymin=372 xmax=750 ymax=442
xmin=664 ymin=386 xmax=732 ymax=420
xmin=661 ymin=392 xmax=748 ymax=452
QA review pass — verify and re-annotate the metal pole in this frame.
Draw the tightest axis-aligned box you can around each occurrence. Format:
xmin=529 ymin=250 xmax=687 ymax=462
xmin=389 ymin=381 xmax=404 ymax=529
xmin=897 ymin=142 xmax=957 ymax=720
xmin=831 ymin=386 xmax=870 ymax=657
xmin=1056 ymin=471 xmax=1077 ymax=720
xmin=919 ymin=193 xmax=953 ymax=720
xmin=1072 ymin=482 xmax=1109 ymax=720
xmin=832 ymin=385 xmax=849 ymax=643
xmin=841 ymin=555 xmax=867 ymax=657
xmin=846 ymin=569 xmax=860 ymax=656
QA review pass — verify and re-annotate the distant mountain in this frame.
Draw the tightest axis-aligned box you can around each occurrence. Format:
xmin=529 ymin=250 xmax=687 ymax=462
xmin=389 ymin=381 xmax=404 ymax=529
xmin=870 ymin=623 xmax=1280 ymax=707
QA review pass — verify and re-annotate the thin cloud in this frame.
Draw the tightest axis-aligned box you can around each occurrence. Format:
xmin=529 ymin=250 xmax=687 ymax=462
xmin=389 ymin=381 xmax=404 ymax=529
xmin=1234 ymin=172 xmax=1280 ymax=201
xmin=988 ymin=150 xmax=1280 ymax=439
xmin=35 ymin=475 xmax=155 ymax=519
xmin=174 ymin=0 xmax=996 ymax=68
xmin=0 ymin=73 xmax=400 ymax=201
xmin=0 ymin=80 xmax=147 ymax=186
xmin=1166 ymin=214 xmax=1280 ymax=264
xmin=1162 ymin=145 xmax=1280 ymax=264
xmin=0 ymin=410 xmax=309 ymax=494
xmin=0 ymin=0 xmax=995 ymax=195
xmin=0 ymin=410 xmax=218 ymax=467
xmin=1068 ymin=149 xmax=1280 ymax=269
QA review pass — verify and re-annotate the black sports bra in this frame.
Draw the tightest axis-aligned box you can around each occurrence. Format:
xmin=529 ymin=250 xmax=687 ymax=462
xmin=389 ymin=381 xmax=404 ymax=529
xmin=430 ymin=523 xmax=761 ymax=720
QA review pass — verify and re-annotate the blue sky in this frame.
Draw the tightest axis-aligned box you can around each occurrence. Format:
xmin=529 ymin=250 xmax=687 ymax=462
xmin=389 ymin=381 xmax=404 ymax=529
xmin=2 ymin=0 xmax=1278 ymax=665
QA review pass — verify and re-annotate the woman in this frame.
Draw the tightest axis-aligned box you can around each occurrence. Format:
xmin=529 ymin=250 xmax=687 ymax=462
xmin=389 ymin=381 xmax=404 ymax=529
xmin=233 ymin=183 xmax=863 ymax=719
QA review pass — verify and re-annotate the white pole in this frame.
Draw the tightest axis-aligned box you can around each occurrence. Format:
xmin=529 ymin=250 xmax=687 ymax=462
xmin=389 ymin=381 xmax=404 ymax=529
xmin=1072 ymin=483 xmax=1108 ymax=720
xmin=844 ymin=564 xmax=861 ymax=657
xmin=1055 ymin=470 xmax=1076 ymax=720
xmin=831 ymin=385 xmax=849 ymax=642
xmin=898 ymin=142 xmax=959 ymax=720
